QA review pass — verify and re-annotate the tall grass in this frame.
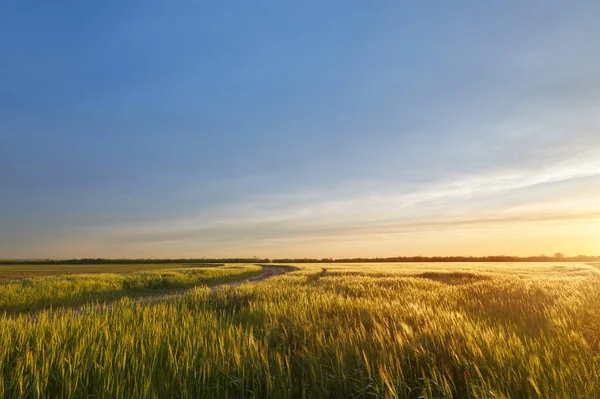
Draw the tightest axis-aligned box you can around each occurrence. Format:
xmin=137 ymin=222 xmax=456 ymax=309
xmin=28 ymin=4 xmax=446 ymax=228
xmin=0 ymin=263 xmax=598 ymax=398
xmin=0 ymin=264 xmax=262 ymax=313
xmin=0 ymin=263 xmax=205 ymax=280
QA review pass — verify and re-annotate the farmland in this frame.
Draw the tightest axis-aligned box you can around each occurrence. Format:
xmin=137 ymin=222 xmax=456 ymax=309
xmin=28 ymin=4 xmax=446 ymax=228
xmin=0 ymin=262 xmax=599 ymax=398
xmin=0 ymin=264 xmax=262 ymax=313
xmin=0 ymin=263 xmax=228 ymax=280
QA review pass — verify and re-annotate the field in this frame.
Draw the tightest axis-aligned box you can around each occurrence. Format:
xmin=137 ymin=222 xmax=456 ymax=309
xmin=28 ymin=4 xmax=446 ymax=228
xmin=0 ymin=264 xmax=262 ymax=313
xmin=0 ymin=262 xmax=599 ymax=398
xmin=0 ymin=263 xmax=228 ymax=280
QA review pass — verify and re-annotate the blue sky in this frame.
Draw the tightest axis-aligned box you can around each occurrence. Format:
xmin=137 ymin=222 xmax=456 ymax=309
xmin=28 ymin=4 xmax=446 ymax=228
xmin=1 ymin=1 xmax=600 ymax=258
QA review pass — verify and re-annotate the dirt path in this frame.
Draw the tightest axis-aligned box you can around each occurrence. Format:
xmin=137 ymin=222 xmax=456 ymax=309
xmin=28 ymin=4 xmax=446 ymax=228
xmin=135 ymin=265 xmax=289 ymax=306
xmin=14 ymin=265 xmax=291 ymax=320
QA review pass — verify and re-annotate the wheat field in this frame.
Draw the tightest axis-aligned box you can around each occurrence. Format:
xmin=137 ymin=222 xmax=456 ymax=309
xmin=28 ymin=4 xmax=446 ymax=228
xmin=0 ymin=263 xmax=598 ymax=398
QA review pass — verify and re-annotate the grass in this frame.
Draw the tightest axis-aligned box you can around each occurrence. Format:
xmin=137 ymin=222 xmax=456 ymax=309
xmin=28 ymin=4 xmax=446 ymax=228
xmin=0 ymin=262 xmax=598 ymax=398
xmin=0 ymin=263 xmax=225 ymax=280
xmin=0 ymin=264 xmax=262 ymax=313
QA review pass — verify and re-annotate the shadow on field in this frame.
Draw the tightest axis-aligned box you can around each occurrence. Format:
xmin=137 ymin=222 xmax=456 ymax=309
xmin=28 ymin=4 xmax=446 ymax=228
xmin=305 ymin=270 xmax=398 ymax=283
xmin=304 ymin=269 xmax=492 ymax=286
xmin=414 ymin=271 xmax=492 ymax=285
xmin=207 ymin=290 xmax=257 ymax=313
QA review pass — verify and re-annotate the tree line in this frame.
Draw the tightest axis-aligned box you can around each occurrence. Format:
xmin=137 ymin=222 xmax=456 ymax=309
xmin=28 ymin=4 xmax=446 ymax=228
xmin=1 ymin=253 xmax=599 ymax=265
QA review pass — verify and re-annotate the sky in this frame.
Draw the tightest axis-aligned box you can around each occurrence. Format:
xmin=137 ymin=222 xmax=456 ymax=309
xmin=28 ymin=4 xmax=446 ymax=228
xmin=1 ymin=1 xmax=600 ymax=259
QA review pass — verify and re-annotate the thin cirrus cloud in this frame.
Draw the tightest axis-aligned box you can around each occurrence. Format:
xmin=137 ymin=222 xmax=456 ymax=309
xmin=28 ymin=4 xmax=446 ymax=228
xmin=1 ymin=2 xmax=600 ymax=258
xmin=2 ymin=125 xmax=600 ymax=258
xmin=78 ymin=153 xmax=600 ymax=257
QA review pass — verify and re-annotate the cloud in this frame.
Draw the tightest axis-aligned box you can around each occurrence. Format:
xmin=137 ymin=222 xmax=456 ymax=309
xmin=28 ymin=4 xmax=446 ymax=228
xmin=91 ymin=154 xmax=600 ymax=250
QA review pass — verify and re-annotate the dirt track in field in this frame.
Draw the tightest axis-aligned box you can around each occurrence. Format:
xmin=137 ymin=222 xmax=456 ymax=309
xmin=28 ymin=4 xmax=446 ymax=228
xmin=14 ymin=265 xmax=291 ymax=319
xmin=133 ymin=266 xmax=289 ymax=306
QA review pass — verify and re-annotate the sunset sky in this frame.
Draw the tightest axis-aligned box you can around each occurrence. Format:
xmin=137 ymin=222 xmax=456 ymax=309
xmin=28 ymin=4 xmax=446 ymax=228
xmin=1 ymin=2 xmax=599 ymax=259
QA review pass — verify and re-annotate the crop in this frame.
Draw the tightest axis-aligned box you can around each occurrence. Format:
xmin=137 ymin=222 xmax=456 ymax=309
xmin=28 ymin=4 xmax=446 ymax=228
xmin=0 ymin=262 xmax=598 ymax=398
xmin=0 ymin=264 xmax=262 ymax=313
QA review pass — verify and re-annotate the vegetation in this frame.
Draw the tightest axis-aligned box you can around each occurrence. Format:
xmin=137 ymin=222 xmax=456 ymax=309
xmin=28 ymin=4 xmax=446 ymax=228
xmin=0 ymin=258 xmax=267 ymax=265
xmin=0 ymin=262 xmax=598 ymax=398
xmin=0 ymin=263 xmax=224 ymax=280
xmin=277 ymin=254 xmax=600 ymax=263
xmin=3 ymin=254 xmax=599 ymax=266
xmin=0 ymin=264 xmax=262 ymax=313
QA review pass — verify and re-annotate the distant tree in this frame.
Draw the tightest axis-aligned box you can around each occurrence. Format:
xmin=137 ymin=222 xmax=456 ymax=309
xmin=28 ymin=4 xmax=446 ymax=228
xmin=554 ymin=252 xmax=565 ymax=259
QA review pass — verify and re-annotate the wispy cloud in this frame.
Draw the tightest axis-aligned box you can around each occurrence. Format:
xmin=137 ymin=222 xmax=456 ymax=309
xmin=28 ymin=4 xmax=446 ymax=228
xmin=71 ymin=153 xmax=599 ymax=256
xmin=2 ymin=2 xmax=600 ymax=258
